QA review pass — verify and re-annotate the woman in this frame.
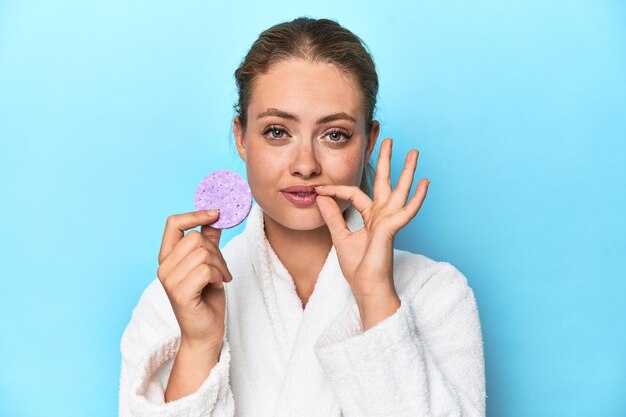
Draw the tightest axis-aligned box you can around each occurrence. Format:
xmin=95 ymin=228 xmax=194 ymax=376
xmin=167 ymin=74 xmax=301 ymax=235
xmin=119 ymin=17 xmax=485 ymax=417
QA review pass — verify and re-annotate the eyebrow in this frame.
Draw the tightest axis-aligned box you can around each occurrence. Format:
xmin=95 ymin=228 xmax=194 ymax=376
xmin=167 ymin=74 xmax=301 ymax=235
xmin=256 ymin=108 xmax=357 ymax=125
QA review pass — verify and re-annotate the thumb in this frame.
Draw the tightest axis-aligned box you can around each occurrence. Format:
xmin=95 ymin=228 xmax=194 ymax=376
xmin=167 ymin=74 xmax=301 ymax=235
xmin=315 ymin=195 xmax=351 ymax=247
xmin=201 ymin=210 xmax=223 ymax=247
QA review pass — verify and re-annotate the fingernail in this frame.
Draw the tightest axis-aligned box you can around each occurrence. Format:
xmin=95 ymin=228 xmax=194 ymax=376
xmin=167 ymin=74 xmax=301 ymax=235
xmin=207 ymin=209 xmax=219 ymax=216
xmin=427 ymin=179 xmax=431 ymax=185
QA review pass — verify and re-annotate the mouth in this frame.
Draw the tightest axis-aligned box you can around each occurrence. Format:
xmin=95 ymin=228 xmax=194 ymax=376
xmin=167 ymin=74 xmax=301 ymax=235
xmin=280 ymin=189 xmax=318 ymax=207
xmin=289 ymin=191 xmax=315 ymax=196
xmin=280 ymin=185 xmax=320 ymax=193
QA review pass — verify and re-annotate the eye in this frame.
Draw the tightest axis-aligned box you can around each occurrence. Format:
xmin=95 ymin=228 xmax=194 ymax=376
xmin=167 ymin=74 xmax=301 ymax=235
xmin=325 ymin=128 xmax=352 ymax=143
xmin=262 ymin=125 xmax=288 ymax=140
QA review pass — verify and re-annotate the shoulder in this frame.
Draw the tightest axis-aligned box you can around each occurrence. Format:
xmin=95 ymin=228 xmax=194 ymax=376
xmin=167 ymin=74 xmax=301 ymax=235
xmin=393 ymin=250 xmax=482 ymax=333
xmin=125 ymin=278 xmax=176 ymax=330
xmin=392 ymin=249 xmax=472 ymax=305
xmin=220 ymin=231 xmax=246 ymax=261
xmin=119 ymin=277 xmax=178 ymax=358
xmin=220 ymin=231 xmax=250 ymax=275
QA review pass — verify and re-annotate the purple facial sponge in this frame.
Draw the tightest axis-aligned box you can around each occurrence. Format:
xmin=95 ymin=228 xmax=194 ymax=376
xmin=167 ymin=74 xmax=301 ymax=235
xmin=194 ymin=169 xmax=253 ymax=229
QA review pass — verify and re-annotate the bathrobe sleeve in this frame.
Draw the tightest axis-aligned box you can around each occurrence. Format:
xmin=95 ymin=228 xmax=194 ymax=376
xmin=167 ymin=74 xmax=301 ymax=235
xmin=313 ymin=262 xmax=486 ymax=417
xmin=118 ymin=278 xmax=235 ymax=417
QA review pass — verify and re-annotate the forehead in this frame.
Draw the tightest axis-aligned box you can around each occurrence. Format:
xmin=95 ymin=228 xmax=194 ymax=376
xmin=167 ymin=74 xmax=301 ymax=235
xmin=248 ymin=59 xmax=363 ymax=122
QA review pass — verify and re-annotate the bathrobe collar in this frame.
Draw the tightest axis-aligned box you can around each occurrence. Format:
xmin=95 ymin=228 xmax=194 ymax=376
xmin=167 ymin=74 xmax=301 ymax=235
xmin=244 ymin=201 xmax=364 ymax=415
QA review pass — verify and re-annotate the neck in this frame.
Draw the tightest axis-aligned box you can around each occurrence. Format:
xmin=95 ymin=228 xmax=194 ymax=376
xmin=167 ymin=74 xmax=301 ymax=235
xmin=263 ymin=214 xmax=333 ymax=308
xmin=263 ymin=213 xmax=333 ymax=264
xmin=263 ymin=212 xmax=334 ymax=306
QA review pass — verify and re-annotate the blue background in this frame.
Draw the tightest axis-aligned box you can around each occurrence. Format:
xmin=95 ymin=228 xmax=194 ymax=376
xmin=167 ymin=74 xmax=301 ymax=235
xmin=1 ymin=1 xmax=625 ymax=416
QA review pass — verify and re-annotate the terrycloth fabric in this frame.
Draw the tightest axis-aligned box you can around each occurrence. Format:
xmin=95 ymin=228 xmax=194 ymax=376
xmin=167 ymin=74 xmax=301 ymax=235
xmin=119 ymin=202 xmax=486 ymax=417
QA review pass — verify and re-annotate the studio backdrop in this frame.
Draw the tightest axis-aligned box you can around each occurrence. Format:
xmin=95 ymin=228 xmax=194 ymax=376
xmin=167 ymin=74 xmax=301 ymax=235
xmin=0 ymin=1 xmax=625 ymax=416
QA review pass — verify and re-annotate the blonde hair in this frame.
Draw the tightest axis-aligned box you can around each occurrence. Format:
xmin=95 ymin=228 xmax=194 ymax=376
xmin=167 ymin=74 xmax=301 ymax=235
xmin=233 ymin=17 xmax=379 ymax=197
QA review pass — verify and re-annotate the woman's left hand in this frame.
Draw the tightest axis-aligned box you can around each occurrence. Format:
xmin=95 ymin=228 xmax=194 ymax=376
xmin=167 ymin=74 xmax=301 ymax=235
xmin=315 ymin=138 xmax=430 ymax=323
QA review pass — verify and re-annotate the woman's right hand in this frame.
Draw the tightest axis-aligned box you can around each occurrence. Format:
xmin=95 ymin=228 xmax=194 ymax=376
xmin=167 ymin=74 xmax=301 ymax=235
xmin=156 ymin=209 xmax=232 ymax=355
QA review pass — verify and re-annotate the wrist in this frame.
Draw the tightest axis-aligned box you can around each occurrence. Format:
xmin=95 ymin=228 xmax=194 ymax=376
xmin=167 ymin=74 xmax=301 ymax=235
xmin=180 ymin=337 xmax=223 ymax=361
xmin=166 ymin=337 xmax=222 ymax=402
xmin=356 ymin=291 xmax=401 ymax=331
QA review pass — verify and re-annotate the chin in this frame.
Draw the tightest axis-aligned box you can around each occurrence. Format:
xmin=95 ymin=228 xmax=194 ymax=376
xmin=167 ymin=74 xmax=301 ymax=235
xmin=284 ymin=210 xmax=328 ymax=231
xmin=254 ymin=197 xmax=319 ymax=231
xmin=266 ymin=205 xmax=328 ymax=231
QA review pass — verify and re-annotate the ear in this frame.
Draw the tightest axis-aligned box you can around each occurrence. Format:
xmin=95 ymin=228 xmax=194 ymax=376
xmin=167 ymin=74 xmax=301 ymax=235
xmin=364 ymin=120 xmax=380 ymax=163
xmin=233 ymin=115 xmax=247 ymax=163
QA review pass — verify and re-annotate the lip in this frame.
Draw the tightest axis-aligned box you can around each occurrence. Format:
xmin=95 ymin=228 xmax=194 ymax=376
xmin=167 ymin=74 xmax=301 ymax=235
xmin=280 ymin=184 xmax=321 ymax=193
xmin=281 ymin=191 xmax=317 ymax=207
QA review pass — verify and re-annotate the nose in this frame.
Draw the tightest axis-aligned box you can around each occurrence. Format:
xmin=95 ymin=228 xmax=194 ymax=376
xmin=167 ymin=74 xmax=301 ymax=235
xmin=290 ymin=141 xmax=321 ymax=179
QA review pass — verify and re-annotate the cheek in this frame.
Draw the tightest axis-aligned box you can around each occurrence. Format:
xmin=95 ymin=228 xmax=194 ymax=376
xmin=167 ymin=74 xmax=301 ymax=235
xmin=324 ymin=151 xmax=364 ymax=184
xmin=245 ymin=142 xmax=283 ymax=187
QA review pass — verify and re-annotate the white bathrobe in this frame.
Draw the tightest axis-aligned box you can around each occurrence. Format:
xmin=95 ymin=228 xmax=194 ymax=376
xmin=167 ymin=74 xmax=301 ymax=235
xmin=118 ymin=202 xmax=485 ymax=417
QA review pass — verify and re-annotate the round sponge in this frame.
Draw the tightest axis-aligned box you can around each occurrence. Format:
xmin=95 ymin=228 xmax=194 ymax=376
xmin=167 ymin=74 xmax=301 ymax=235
xmin=194 ymin=169 xmax=253 ymax=229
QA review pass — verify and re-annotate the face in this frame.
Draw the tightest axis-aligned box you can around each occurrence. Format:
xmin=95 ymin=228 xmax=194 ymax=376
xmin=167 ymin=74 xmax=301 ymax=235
xmin=234 ymin=58 xmax=380 ymax=231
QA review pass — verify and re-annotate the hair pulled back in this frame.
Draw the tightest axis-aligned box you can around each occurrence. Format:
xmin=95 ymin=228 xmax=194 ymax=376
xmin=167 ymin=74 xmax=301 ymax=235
xmin=233 ymin=17 xmax=379 ymax=197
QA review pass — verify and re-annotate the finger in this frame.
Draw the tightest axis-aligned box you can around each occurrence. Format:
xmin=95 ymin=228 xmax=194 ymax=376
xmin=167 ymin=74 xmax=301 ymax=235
xmin=177 ymin=264 xmax=225 ymax=306
xmin=389 ymin=178 xmax=430 ymax=232
xmin=314 ymin=184 xmax=373 ymax=214
xmin=201 ymin=209 xmax=223 ymax=247
xmin=315 ymin=195 xmax=352 ymax=247
xmin=162 ymin=244 xmax=232 ymax=289
xmin=159 ymin=210 xmax=220 ymax=264
xmin=388 ymin=149 xmax=418 ymax=208
xmin=373 ymin=138 xmax=393 ymax=201
xmin=159 ymin=230 xmax=207 ymax=282
xmin=158 ymin=232 xmax=232 ymax=284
